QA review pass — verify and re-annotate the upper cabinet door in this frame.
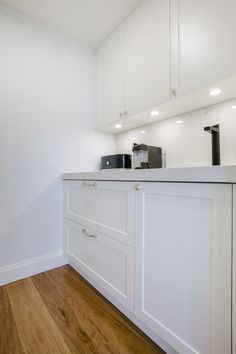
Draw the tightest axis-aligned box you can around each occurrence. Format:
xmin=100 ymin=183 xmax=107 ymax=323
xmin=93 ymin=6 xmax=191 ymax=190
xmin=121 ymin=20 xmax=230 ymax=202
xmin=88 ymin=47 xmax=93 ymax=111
xmin=125 ymin=0 xmax=170 ymax=117
xmin=96 ymin=25 xmax=125 ymax=128
xmin=176 ymin=0 xmax=236 ymax=96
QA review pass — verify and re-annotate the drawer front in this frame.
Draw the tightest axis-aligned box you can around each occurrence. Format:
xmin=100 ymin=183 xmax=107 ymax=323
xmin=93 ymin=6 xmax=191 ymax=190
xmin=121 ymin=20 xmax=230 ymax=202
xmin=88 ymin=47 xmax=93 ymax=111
xmin=64 ymin=180 xmax=135 ymax=246
xmin=66 ymin=220 xmax=134 ymax=311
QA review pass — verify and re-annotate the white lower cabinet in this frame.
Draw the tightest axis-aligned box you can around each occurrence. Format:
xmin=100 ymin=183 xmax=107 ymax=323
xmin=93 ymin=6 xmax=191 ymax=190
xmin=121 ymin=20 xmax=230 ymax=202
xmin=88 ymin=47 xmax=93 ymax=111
xmin=64 ymin=180 xmax=233 ymax=354
xmin=135 ymin=182 xmax=232 ymax=354
xmin=66 ymin=219 xmax=134 ymax=311
xmin=233 ymin=185 xmax=236 ymax=354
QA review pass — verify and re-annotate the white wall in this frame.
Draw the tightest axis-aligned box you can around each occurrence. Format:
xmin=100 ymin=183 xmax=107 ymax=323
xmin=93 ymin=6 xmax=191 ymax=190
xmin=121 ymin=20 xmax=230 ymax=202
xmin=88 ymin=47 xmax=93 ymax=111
xmin=116 ymin=99 xmax=236 ymax=167
xmin=0 ymin=6 xmax=115 ymax=268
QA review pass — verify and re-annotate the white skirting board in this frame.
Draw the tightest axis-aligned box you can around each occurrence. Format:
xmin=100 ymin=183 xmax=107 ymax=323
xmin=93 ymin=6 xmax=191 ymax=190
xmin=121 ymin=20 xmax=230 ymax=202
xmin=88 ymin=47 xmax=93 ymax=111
xmin=0 ymin=251 xmax=68 ymax=286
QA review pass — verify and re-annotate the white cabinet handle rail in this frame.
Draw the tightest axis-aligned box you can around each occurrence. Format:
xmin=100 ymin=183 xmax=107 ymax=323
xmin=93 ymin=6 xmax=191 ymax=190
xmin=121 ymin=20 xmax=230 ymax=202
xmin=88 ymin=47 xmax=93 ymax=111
xmin=83 ymin=181 xmax=97 ymax=187
xmin=82 ymin=228 xmax=97 ymax=238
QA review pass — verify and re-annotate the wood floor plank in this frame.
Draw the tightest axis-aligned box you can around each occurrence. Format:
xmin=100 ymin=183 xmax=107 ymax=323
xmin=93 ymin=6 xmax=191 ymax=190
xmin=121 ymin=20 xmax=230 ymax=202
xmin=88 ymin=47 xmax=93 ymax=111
xmin=1 ymin=266 xmax=165 ymax=354
xmin=47 ymin=265 xmax=165 ymax=354
xmin=0 ymin=286 xmax=25 ymax=354
xmin=32 ymin=271 xmax=99 ymax=354
xmin=33 ymin=270 xmax=123 ymax=354
xmin=6 ymin=278 xmax=71 ymax=354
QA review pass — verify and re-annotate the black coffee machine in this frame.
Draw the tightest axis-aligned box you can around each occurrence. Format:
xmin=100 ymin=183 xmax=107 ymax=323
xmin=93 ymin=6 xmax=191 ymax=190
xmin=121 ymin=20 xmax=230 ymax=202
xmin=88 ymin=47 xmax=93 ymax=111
xmin=132 ymin=143 xmax=163 ymax=169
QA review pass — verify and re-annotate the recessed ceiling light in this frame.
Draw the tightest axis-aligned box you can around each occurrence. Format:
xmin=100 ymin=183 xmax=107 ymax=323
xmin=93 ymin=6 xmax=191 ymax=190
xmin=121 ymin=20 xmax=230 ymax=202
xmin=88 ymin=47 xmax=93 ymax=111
xmin=231 ymin=105 xmax=236 ymax=110
xmin=209 ymin=88 xmax=222 ymax=96
xmin=150 ymin=110 xmax=159 ymax=117
xmin=176 ymin=120 xmax=183 ymax=124
xmin=114 ymin=123 xmax=122 ymax=129
xmin=139 ymin=130 xmax=146 ymax=134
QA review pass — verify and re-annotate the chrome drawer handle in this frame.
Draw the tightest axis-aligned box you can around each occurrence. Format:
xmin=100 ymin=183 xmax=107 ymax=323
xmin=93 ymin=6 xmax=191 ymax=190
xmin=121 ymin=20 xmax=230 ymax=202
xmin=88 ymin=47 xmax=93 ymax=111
xmin=82 ymin=228 xmax=97 ymax=238
xmin=83 ymin=181 xmax=97 ymax=187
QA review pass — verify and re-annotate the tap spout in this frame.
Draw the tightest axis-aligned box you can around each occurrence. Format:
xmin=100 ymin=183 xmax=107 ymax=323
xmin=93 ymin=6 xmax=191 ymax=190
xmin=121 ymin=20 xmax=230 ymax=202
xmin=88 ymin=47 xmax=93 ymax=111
xmin=204 ymin=124 xmax=220 ymax=166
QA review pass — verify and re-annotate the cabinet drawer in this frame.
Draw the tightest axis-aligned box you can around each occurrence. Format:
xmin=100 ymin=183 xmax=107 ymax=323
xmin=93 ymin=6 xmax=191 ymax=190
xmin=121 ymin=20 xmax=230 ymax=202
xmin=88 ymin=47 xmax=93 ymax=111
xmin=64 ymin=180 xmax=135 ymax=246
xmin=66 ymin=220 xmax=134 ymax=311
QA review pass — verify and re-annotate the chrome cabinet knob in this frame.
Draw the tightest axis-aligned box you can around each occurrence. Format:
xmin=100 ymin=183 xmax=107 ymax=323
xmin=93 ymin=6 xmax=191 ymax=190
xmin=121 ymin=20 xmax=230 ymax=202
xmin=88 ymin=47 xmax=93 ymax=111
xmin=135 ymin=184 xmax=141 ymax=191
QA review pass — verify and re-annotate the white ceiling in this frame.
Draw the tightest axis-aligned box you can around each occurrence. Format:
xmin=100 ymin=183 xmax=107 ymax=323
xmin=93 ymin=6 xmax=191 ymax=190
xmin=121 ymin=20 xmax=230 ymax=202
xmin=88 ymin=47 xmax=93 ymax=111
xmin=1 ymin=0 xmax=143 ymax=47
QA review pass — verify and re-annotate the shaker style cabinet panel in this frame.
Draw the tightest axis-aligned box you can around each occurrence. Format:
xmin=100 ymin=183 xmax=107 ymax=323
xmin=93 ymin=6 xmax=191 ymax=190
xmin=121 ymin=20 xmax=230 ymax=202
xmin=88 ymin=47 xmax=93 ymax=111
xmin=175 ymin=0 xmax=236 ymax=96
xmin=64 ymin=180 xmax=135 ymax=246
xmin=233 ymin=185 xmax=236 ymax=354
xmin=135 ymin=182 xmax=232 ymax=354
xmin=63 ymin=179 xmax=233 ymax=353
xmin=96 ymin=25 xmax=125 ymax=127
xmin=124 ymin=0 xmax=170 ymax=117
xmin=96 ymin=0 xmax=170 ymax=128
xmin=66 ymin=220 xmax=134 ymax=311
xmin=96 ymin=0 xmax=236 ymax=131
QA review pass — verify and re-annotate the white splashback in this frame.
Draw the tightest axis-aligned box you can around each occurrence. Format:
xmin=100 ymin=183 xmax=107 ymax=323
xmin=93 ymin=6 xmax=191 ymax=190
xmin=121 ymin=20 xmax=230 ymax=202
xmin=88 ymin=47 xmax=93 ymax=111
xmin=116 ymin=99 xmax=236 ymax=168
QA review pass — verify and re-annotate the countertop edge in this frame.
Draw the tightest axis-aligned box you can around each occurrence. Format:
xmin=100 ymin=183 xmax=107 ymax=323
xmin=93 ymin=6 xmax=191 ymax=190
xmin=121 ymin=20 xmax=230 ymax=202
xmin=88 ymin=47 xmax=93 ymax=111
xmin=61 ymin=166 xmax=236 ymax=184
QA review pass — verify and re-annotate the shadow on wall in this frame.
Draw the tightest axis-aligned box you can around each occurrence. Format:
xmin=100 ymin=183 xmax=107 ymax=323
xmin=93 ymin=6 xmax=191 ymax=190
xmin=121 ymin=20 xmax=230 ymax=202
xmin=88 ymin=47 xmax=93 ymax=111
xmin=0 ymin=177 xmax=63 ymax=268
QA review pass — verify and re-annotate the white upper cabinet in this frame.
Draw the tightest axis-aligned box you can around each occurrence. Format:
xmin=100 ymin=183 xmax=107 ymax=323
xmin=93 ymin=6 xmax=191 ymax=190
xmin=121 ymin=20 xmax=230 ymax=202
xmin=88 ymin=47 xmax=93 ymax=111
xmin=174 ymin=0 xmax=236 ymax=97
xmin=96 ymin=0 xmax=236 ymax=132
xmin=96 ymin=0 xmax=170 ymax=128
xmin=96 ymin=25 xmax=125 ymax=127
xmin=124 ymin=0 xmax=170 ymax=117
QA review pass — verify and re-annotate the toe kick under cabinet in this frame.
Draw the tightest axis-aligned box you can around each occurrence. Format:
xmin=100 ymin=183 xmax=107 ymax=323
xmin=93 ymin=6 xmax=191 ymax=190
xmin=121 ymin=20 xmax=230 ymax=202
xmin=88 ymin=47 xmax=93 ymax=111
xmin=63 ymin=179 xmax=233 ymax=354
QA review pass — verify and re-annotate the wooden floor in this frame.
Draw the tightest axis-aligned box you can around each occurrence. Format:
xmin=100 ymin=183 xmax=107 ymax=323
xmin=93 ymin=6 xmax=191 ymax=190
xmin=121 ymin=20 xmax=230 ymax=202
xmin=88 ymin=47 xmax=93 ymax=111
xmin=0 ymin=265 xmax=165 ymax=354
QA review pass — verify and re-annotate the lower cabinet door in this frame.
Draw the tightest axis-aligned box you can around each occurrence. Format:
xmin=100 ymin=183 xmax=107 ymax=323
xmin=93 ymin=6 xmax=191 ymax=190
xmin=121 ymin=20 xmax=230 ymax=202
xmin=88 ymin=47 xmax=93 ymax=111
xmin=66 ymin=219 xmax=134 ymax=311
xmin=233 ymin=185 xmax=236 ymax=354
xmin=135 ymin=182 xmax=232 ymax=354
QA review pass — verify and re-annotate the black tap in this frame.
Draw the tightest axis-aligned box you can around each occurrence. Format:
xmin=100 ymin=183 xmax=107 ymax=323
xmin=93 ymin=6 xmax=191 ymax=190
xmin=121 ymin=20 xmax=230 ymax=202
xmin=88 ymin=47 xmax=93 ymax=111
xmin=204 ymin=124 xmax=220 ymax=166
